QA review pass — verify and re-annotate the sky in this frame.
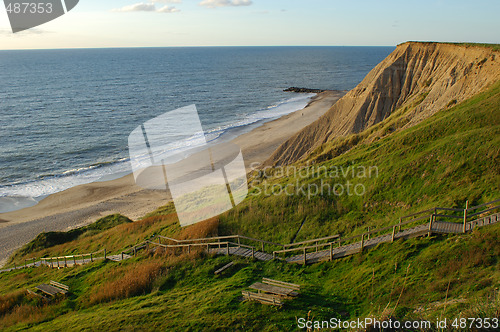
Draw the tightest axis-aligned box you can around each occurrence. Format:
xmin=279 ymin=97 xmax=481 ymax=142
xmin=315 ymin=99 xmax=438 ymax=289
xmin=0 ymin=0 xmax=499 ymax=49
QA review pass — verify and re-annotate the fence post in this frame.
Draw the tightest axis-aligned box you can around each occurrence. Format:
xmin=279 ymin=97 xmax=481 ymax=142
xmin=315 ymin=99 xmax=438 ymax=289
xmin=329 ymin=243 xmax=333 ymax=261
xmin=367 ymin=227 xmax=370 ymax=240
xmin=398 ymin=217 xmax=402 ymax=232
xmin=303 ymin=247 xmax=307 ymax=265
xmin=463 ymin=200 xmax=469 ymax=233
xmin=188 ymin=244 xmax=191 ymax=254
xmin=121 ymin=252 xmax=124 ymax=260
xmin=252 ymin=247 xmax=255 ymax=259
xmin=51 ymin=258 xmax=54 ymax=269
xmin=391 ymin=226 xmax=396 ymax=242
xmin=104 ymin=249 xmax=107 ymax=260
xmin=428 ymin=214 xmax=434 ymax=237
xmin=273 ymin=252 xmax=276 ymax=260
xmin=226 ymin=242 xmax=230 ymax=255
xmin=237 ymin=236 xmax=241 ymax=246
xmin=91 ymin=253 xmax=93 ymax=262
xmin=64 ymin=257 xmax=67 ymax=267
xmin=360 ymin=234 xmax=365 ymax=251
xmin=57 ymin=259 xmax=60 ymax=269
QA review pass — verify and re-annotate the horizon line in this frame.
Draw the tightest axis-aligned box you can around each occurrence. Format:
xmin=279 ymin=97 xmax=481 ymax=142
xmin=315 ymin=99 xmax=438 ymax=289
xmin=0 ymin=44 xmax=398 ymax=51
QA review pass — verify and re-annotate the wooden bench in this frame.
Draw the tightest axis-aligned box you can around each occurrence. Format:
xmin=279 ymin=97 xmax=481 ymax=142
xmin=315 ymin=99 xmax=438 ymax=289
xmin=262 ymin=278 xmax=300 ymax=291
xmin=34 ymin=281 xmax=69 ymax=297
xmin=50 ymin=281 xmax=69 ymax=292
xmin=262 ymin=278 xmax=300 ymax=297
xmin=242 ymin=291 xmax=283 ymax=307
xmin=214 ymin=261 xmax=234 ymax=275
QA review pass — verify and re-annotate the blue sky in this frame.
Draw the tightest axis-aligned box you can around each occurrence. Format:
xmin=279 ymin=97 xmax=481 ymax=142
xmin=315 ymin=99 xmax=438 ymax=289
xmin=0 ymin=0 xmax=499 ymax=49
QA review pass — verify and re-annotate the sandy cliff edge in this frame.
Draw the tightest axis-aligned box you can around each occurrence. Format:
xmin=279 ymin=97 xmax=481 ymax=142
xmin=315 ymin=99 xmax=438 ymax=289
xmin=267 ymin=42 xmax=500 ymax=166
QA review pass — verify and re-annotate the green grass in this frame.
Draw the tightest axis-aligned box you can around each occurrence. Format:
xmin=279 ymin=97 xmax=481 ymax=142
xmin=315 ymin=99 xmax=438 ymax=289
xmin=0 ymin=79 xmax=498 ymax=330
xmin=0 ymin=224 xmax=498 ymax=331
xmin=11 ymin=214 xmax=133 ymax=261
xmin=218 ymin=80 xmax=500 ymax=243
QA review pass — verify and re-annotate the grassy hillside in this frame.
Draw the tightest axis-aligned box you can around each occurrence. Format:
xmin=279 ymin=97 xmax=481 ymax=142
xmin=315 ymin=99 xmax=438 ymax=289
xmin=0 ymin=81 xmax=499 ymax=330
xmin=0 ymin=223 xmax=498 ymax=331
xmin=219 ymin=80 xmax=500 ymax=243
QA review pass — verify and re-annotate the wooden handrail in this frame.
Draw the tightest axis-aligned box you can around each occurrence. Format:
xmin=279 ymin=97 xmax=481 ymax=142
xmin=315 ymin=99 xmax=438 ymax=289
xmin=283 ymin=235 xmax=340 ymax=248
xmin=467 ymin=204 xmax=500 ymax=218
xmin=17 ymin=197 xmax=498 ymax=270
xmin=237 ymin=235 xmax=283 ymax=247
xmin=468 ymin=198 xmax=500 ymax=210
xmin=274 ymin=241 xmax=338 ymax=254
xmin=400 ymin=208 xmax=435 ymax=220
xmin=435 ymin=207 xmax=464 ymax=212
xmin=434 ymin=214 xmax=463 ymax=219
xmin=158 ymin=235 xmax=239 ymax=243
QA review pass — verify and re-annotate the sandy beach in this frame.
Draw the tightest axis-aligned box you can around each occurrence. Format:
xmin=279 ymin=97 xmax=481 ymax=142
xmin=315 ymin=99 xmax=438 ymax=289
xmin=0 ymin=90 xmax=345 ymax=266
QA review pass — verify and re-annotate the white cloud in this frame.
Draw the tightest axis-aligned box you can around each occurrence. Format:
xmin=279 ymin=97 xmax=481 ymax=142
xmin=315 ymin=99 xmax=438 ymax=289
xmin=157 ymin=5 xmax=180 ymax=13
xmin=112 ymin=2 xmax=180 ymax=13
xmin=152 ymin=0 xmax=182 ymax=3
xmin=113 ymin=3 xmax=156 ymax=12
xmin=199 ymin=0 xmax=253 ymax=9
xmin=0 ymin=28 xmax=50 ymax=36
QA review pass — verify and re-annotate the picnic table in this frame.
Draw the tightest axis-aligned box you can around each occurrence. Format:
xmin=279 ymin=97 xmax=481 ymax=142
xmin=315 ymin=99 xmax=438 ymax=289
xmin=242 ymin=278 xmax=300 ymax=306
xmin=249 ymin=282 xmax=295 ymax=297
xmin=34 ymin=281 xmax=69 ymax=297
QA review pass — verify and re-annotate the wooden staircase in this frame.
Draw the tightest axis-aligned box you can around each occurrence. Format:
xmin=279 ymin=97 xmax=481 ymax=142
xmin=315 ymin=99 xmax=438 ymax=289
xmin=1 ymin=198 xmax=498 ymax=273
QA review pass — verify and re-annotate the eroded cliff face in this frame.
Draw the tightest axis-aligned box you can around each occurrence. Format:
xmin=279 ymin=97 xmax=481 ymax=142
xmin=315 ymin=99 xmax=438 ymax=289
xmin=267 ymin=42 xmax=500 ymax=165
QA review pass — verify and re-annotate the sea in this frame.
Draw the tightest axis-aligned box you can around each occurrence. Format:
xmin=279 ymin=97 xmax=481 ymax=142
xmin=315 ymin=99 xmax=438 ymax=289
xmin=0 ymin=46 xmax=394 ymax=213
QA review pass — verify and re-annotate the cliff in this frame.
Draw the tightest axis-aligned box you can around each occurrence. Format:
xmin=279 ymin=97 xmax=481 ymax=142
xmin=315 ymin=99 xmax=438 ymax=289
xmin=267 ymin=42 xmax=500 ymax=165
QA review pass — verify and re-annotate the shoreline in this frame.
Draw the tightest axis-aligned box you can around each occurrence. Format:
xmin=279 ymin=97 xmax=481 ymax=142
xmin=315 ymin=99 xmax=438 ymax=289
xmin=0 ymin=90 xmax=345 ymax=267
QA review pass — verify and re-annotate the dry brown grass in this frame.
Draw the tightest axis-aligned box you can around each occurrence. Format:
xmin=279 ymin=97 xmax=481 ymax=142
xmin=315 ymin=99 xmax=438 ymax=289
xmin=0 ymin=291 xmax=50 ymax=329
xmin=88 ymin=261 xmax=163 ymax=305
xmin=0 ymin=304 xmax=47 ymax=328
xmin=177 ymin=217 xmax=219 ymax=240
xmin=152 ymin=246 xmax=206 ymax=266
xmin=118 ymin=214 xmax=177 ymax=234
xmin=0 ymin=291 xmax=24 ymax=316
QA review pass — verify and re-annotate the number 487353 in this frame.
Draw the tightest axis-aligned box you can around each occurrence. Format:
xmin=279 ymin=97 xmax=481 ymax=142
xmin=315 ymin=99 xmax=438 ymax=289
xmin=6 ymin=2 xmax=53 ymax=14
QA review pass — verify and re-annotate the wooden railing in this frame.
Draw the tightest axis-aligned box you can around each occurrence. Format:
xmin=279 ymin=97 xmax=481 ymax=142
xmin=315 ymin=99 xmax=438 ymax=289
xmin=272 ymin=198 xmax=500 ymax=261
xmin=3 ymin=198 xmax=498 ymax=272
xmin=40 ymin=249 xmax=106 ymax=268
xmin=157 ymin=234 xmax=284 ymax=252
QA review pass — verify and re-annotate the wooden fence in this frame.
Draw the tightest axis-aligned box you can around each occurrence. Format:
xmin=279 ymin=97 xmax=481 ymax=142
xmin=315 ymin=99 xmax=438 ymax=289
xmin=3 ymin=198 xmax=498 ymax=272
